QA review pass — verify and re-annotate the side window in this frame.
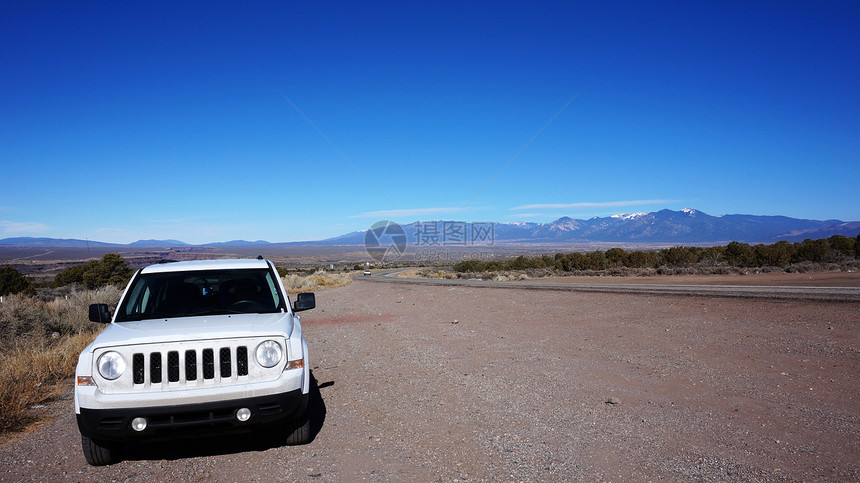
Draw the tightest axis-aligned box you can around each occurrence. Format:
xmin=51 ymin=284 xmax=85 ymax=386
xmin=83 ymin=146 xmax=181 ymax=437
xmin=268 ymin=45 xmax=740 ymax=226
xmin=124 ymin=280 xmax=149 ymax=316
xmin=264 ymin=272 xmax=281 ymax=308
xmin=139 ymin=286 xmax=151 ymax=314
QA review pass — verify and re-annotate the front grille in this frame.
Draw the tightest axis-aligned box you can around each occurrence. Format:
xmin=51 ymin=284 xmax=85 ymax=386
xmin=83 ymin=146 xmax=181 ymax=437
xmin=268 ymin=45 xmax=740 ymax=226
xmin=131 ymin=345 xmax=249 ymax=387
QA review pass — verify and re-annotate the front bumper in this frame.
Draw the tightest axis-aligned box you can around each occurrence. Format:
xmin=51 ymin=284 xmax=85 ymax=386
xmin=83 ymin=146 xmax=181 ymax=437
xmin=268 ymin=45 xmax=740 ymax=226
xmin=77 ymin=389 xmax=307 ymax=441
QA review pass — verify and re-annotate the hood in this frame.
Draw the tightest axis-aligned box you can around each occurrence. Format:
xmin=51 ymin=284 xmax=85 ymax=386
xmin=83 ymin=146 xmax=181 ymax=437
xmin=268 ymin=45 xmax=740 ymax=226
xmin=90 ymin=312 xmax=295 ymax=351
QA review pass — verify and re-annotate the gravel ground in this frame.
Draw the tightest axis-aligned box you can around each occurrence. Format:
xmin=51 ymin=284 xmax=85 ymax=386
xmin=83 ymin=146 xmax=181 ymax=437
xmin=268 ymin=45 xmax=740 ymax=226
xmin=1 ymin=280 xmax=858 ymax=482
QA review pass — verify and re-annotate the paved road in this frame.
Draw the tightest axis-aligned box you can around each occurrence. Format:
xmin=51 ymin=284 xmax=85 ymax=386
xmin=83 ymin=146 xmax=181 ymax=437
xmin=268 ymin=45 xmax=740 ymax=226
xmin=360 ymin=270 xmax=860 ymax=301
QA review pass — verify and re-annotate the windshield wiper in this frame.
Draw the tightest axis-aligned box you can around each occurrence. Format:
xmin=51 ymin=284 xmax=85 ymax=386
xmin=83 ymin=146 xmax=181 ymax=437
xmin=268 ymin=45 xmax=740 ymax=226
xmin=119 ymin=312 xmax=172 ymax=321
xmin=186 ymin=309 xmax=246 ymax=317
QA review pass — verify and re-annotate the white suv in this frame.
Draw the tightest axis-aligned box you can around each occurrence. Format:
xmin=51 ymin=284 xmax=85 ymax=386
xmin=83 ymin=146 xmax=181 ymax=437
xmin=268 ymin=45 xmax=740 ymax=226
xmin=75 ymin=258 xmax=315 ymax=465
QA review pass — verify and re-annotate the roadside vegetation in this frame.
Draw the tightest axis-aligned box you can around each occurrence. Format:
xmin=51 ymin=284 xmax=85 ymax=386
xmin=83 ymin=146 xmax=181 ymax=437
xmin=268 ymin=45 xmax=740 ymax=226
xmin=452 ymin=235 xmax=860 ymax=278
xmin=0 ymin=287 xmax=122 ymax=433
xmin=0 ymin=255 xmax=351 ymax=434
xmin=281 ymin=270 xmax=353 ymax=293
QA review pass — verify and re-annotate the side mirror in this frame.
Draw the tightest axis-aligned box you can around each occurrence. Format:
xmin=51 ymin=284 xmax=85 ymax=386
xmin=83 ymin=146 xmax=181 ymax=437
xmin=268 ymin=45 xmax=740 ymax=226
xmin=89 ymin=303 xmax=112 ymax=323
xmin=292 ymin=292 xmax=315 ymax=312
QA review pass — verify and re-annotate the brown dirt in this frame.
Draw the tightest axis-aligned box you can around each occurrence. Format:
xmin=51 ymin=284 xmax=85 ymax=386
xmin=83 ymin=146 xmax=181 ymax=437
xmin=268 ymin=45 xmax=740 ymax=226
xmin=1 ymin=281 xmax=858 ymax=481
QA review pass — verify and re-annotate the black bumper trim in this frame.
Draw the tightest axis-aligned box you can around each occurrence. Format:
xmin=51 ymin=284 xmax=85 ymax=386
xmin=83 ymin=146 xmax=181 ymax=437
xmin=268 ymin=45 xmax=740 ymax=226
xmin=77 ymin=389 xmax=306 ymax=441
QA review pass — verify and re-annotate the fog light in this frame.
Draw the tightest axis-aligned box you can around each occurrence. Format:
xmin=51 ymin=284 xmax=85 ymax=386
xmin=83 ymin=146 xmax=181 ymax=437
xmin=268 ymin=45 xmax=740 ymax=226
xmin=131 ymin=417 xmax=147 ymax=432
xmin=236 ymin=407 xmax=251 ymax=422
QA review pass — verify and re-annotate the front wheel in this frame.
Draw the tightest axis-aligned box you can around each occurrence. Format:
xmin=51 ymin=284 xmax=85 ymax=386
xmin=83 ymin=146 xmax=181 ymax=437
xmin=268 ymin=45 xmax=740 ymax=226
xmin=285 ymin=416 xmax=311 ymax=445
xmin=81 ymin=435 xmax=120 ymax=466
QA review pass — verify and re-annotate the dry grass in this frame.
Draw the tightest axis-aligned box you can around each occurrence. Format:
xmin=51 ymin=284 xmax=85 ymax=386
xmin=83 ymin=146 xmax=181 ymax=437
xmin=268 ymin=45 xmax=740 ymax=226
xmin=0 ymin=287 xmax=120 ymax=434
xmin=414 ymin=268 xmax=458 ymax=279
xmin=282 ymin=270 xmax=353 ymax=293
xmin=0 ymin=332 xmax=97 ymax=433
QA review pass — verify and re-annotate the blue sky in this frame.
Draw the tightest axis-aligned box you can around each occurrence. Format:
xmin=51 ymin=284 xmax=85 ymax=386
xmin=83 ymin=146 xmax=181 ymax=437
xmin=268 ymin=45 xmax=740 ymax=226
xmin=2 ymin=1 xmax=858 ymax=244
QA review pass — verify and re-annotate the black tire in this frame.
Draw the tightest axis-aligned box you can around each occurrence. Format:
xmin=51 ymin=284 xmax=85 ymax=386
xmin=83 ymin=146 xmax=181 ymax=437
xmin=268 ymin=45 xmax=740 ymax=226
xmin=81 ymin=435 xmax=119 ymax=466
xmin=284 ymin=392 xmax=311 ymax=445
xmin=285 ymin=415 xmax=311 ymax=445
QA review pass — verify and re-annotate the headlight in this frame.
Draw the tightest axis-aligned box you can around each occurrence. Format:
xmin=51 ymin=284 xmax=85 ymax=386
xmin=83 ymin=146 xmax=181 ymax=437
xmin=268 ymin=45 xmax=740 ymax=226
xmin=255 ymin=340 xmax=282 ymax=368
xmin=97 ymin=351 xmax=126 ymax=380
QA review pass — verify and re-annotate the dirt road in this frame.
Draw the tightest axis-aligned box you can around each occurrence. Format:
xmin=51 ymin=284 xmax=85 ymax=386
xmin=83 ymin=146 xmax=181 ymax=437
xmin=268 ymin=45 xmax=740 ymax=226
xmin=2 ymin=280 xmax=858 ymax=481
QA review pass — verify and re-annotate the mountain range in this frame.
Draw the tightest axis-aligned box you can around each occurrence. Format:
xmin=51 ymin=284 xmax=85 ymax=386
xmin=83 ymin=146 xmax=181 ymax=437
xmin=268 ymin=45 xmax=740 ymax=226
xmin=1 ymin=209 xmax=857 ymax=248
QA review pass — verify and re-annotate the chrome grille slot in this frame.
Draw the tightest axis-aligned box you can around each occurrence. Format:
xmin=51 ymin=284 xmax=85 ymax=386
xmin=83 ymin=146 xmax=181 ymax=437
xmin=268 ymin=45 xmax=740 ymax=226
xmin=220 ymin=348 xmax=232 ymax=378
xmin=185 ymin=350 xmax=197 ymax=381
xmin=167 ymin=351 xmax=180 ymax=382
xmin=151 ymin=352 xmax=162 ymax=383
xmin=203 ymin=349 xmax=214 ymax=379
xmin=132 ymin=353 xmax=144 ymax=384
xmin=237 ymin=346 xmax=248 ymax=376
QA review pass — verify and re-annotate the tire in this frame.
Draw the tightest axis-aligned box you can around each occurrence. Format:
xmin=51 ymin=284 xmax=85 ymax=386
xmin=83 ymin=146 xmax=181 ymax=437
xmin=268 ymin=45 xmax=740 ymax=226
xmin=285 ymin=415 xmax=311 ymax=445
xmin=284 ymin=393 xmax=311 ymax=445
xmin=81 ymin=435 xmax=119 ymax=466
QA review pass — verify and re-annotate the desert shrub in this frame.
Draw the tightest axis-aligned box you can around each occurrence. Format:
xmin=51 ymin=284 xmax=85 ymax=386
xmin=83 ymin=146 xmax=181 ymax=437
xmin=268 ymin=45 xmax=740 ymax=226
xmin=827 ymin=235 xmax=855 ymax=258
xmin=559 ymin=252 xmax=589 ymax=271
xmin=453 ymin=259 xmax=489 ymax=272
xmin=0 ymin=286 xmax=121 ymax=345
xmin=0 ymin=266 xmax=33 ymax=296
xmin=52 ymin=263 xmax=90 ymax=288
xmin=697 ymin=246 xmax=725 ymax=265
xmin=0 ymin=286 xmax=121 ymax=434
xmin=416 ymin=268 xmax=457 ymax=279
xmin=793 ymin=238 xmax=829 ymax=263
xmin=504 ymin=255 xmax=547 ymax=271
xmin=586 ymin=251 xmax=608 ymax=270
xmin=449 ymin=234 xmax=860 ymax=276
xmin=53 ymin=253 xmax=134 ymax=289
xmin=281 ymin=270 xmax=352 ymax=293
xmin=724 ymin=241 xmax=756 ymax=266
xmin=604 ymin=248 xmax=626 ymax=267
xmin=625 ymin=250 xmax=655 ymax=268
xmin=661 ymin=246 xmax=697 ymax=267
xmin=0 ymin=330 xmax=98 ymax=433
xmin=754 ymin=241 xmax=794 ymax=267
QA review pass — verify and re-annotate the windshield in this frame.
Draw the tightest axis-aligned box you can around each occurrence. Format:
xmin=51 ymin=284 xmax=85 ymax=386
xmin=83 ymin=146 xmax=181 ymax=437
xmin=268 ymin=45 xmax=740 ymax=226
xmin=115 ymin=268 xmax=285 ymax=322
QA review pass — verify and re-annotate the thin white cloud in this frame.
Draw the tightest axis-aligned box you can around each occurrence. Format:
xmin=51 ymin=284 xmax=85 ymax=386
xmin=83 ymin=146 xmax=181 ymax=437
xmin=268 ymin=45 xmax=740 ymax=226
xmin=505 ymin=213 xmax=548 ymax=219
xmin=511 ymin=199 xmax=678 ymax=211
xmin=351 ymin=207 xmax=467 ymax=219
xmin=0 ymin=220 xmax=50 ymax=234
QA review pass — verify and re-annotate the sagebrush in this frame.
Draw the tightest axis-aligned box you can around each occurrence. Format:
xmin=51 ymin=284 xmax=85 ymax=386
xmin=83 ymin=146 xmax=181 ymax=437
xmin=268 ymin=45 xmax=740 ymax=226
xmin=0 ymin=287 xmax=120 ymax=433
xmin=281 ymin=270 xmax=352 ymax=292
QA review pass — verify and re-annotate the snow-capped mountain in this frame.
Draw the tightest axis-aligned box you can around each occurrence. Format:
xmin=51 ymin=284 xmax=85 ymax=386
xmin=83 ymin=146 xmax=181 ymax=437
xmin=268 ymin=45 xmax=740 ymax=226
xmin=311 ymin=209 xmax=855 ymax=245
xmin=2 ymin=209 xmax=856 ymax=248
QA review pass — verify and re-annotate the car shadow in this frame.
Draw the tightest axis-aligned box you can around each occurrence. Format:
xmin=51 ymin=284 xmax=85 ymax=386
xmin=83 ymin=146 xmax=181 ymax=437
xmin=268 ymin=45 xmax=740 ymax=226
xmin=120 ymin=370 xmax=329 ymax=462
